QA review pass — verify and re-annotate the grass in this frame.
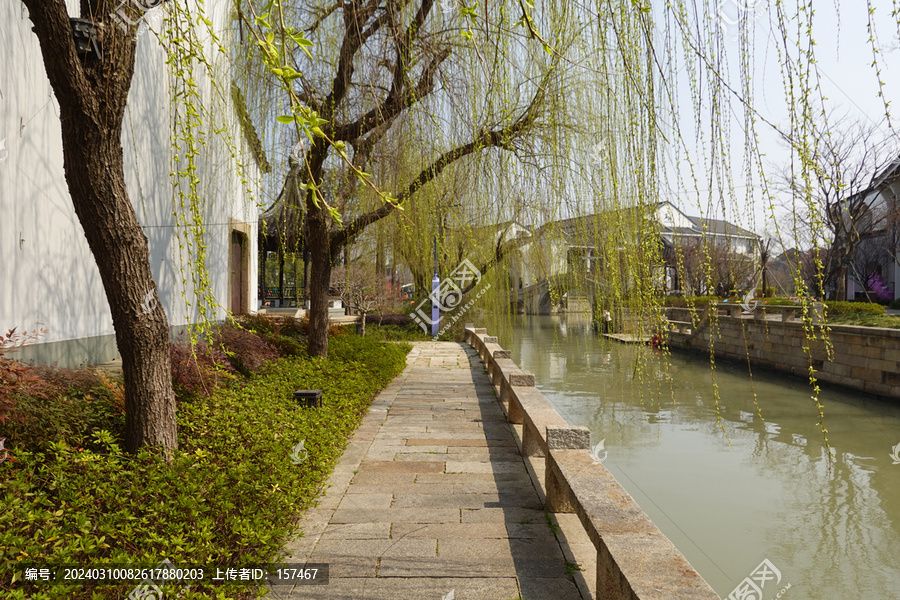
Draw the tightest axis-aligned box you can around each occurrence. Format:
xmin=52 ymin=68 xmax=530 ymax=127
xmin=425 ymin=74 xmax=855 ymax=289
xmin=1 ymin=330 xmax=411 ymax=600
xmin=826 ymin=312 xmax=900 ymax=329
xmin=365 ymin=323 xmax=433 ymax=341
xmin=545 ymin=512 xmax=560 ymax=535
xmin=365 ymin=321 xmax=465 ymax=343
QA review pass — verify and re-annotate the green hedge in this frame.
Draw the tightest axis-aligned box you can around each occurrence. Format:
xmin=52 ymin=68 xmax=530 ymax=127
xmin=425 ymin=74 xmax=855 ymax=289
xmin=824 ymin=301 xmax=886 ymax=315
xmin=0 ymin=335 xmax=410 ymax=600
xmin=760 ymin=297 xmax=799 ymax=306
xmin=662 ymin=295 xmax=721 ymax=308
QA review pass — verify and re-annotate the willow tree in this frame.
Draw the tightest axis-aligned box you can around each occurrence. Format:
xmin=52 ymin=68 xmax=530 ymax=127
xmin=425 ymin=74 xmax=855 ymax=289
xmin=779 ymin=115 xmax=900 ymax=300
xmin=22 ymin=0 xmax=177 ymax=454
xmin=240 ymin=0 xmax=576 ymax=356
xmin=236 ymin=0 xmax=900 ymax=443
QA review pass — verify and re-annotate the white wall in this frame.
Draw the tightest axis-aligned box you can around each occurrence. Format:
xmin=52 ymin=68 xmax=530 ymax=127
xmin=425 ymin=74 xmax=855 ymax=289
xmin=0 ymin=1 xmax=261 ymax=364
xmin=656 ymin=201 xmax=695 ymax=230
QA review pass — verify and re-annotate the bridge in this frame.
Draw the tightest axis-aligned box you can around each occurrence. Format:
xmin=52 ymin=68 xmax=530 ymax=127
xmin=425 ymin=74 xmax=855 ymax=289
xmin=512 ymin=273 xmax=602 ymax=315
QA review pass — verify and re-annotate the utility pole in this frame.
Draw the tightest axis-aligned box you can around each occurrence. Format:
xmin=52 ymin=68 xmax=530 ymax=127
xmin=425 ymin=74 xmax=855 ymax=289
xmin=431 ymin=234 xmax=440 ymax=337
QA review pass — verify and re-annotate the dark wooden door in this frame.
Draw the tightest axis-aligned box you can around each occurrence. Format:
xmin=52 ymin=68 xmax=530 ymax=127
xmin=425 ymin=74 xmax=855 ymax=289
xmin=230 ymin=232 xmax=244 ymax=314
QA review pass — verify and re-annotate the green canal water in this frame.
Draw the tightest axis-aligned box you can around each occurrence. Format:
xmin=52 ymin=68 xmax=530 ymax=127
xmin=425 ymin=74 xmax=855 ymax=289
xmin=489 ymin=314 xmax=900 ymax=599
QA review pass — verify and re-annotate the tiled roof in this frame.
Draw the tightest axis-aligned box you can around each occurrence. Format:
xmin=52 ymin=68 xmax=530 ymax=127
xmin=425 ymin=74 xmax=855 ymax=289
xmin=538 ymin=202 xmax=758 ymax=242
xmin=686 ymin=216 xmax=757 ymax=238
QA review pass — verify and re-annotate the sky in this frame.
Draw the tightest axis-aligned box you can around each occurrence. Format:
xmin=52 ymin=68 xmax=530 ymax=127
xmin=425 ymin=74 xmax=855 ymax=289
xmin=661 ymin=0 xmax=900 ymax=242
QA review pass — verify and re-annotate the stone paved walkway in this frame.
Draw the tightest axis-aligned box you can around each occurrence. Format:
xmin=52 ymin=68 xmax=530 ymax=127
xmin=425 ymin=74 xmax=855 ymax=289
xmin=266 ymin=342 xmax=586 ymax=600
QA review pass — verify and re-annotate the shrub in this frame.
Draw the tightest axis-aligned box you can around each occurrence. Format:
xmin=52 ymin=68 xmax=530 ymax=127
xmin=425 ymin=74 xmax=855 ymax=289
xmin=1 ymin=335 xmax=411 ymax=600
xmin=0 ymin=359 xmax=54 ymax=429
xmin=261 ymin=332 xmax=306 ymax=357
xmin=1 ymin=366 xmax=126 ymax=455
xmin=663 ymin=295 xmax=721 ymax=308
xmin=169 ymin=340 xmax=236 ymax=402
xmin=366 ymin=323 xmax=431 ymax=341
xmin=761 ymin=297 xmax=799 ymax=306
xmin=327 ymin=335 xmax=411 ymax=387
xmin=824 ymin=301 xmax=886 ymax=315
xmin=237 ymin=314 xmax=311 ymax=341
xmin=365 ymin=312 xmax=411 ymax=326
xmin=889 ymin=298 xmax=900 ymax=310
xmin=0 ymin=327 xmax=50 ymax=428
xmin=215 ymin=324 xmax=281 ymax=376
xmin=1 ymin=328 xmax=127 ymax=456
xmin=282 ymin=316 xmax=312 ymax=339
xmin=235 ymin=312 xmax=279 ymax=335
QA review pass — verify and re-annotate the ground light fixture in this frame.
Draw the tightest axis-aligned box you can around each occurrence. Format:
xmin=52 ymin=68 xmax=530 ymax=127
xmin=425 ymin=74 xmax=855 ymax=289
xmin=293 ymin=389 xmax=323 ymax=408
xmin=70 ymin=18 xmax=102 ymax=61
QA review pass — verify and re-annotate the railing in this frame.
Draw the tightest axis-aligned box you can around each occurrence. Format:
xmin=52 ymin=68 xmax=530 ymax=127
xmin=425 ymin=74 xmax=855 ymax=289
xmin=668 ymin=301 xmax=824 ymax=322
xmin=464 ymin=325 xmax=720 ymax=600
xmin=257 ymin=286 xmax=301 ymax=303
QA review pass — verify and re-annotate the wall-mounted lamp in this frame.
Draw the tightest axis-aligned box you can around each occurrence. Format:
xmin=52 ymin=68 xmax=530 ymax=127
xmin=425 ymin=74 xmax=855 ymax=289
xmin=71 ymin=18 xmax=102 ymax=61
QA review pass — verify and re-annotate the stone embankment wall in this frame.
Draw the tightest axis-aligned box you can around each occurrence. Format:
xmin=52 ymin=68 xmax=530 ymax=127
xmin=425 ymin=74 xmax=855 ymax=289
xmin=666 ymin=306 xmax=900 ymax=400
xmin=464 ymin=325 xmax=720 ymax=600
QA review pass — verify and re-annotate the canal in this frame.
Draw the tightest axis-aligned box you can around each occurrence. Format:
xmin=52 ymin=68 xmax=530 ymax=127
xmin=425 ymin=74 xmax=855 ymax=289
xmin=490 ymin=314 xmax=900 ymax=599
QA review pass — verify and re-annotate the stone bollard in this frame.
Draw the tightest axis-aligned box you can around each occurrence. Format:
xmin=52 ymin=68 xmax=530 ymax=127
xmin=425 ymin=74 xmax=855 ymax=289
xmin=544 ymin=426 xmax=591 ymax=513
xmin=483 ymin=336 xmax=499 ymax=361
xmin=472 ymin=329 xmax=488 ymax=354
xmin=503 ymin=372 xmax=535 ymax=421
xmin=490 ymin=348 xmax=512 ymax=383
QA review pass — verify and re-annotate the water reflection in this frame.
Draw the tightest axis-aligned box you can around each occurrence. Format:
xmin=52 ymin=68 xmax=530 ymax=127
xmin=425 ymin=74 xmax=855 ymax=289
xmin=488 ymin=314 xmax=900 ymax=599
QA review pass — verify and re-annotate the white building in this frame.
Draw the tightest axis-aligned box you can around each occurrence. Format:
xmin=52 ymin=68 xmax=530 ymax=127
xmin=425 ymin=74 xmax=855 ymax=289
xmin=0 ymin=1 xmax=265 ymax=366
xmin=844 ymin=156 xmax=900 ymax=300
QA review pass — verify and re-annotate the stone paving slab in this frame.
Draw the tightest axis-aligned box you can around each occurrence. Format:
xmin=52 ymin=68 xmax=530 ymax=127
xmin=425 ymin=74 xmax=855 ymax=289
xmin=267 ymin=342 xmax=587 ymax=600
xmin=265 ymin=577 xmax=522 ymax=600
xmin=406 ymin=438 xmax=517 ymax=447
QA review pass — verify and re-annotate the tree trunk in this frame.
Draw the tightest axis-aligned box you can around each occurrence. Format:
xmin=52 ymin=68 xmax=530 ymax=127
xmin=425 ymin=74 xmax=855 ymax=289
xmin=24 ymin=1 xmax=178 ymax=456
xmin=376 ymin=237 xmax=385 ymax=278
xmin=66 ymin=132 xmax=178 ymax=455
xmin=414 ymin=270 xmax=428 ymax=296
xmin=307 ymin=202 xmax=331 ymax=357
xmin=836 ymin=265 xmax=848 ymax=301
